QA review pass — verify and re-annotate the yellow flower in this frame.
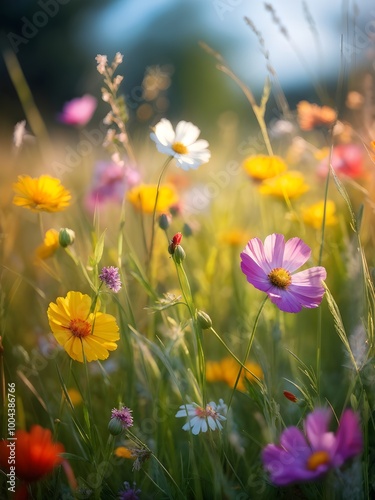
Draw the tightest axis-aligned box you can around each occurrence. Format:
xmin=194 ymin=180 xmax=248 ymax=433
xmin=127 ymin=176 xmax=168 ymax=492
xmin=127 ymin=184 xmax=178 ymax=213
xmin=13 ymin=175 xmax=71 ymax=212
xmin=219 ymin=229 xmax=248 ymax=247
xmin=242 ymin=155 xmax=287 ymax=181
xmin=66 ymin=388 xmax=83 ymax=406
xmin=35 ymin=229 xmax=59 ymax=260
xmin=259 ymin=171 xmax=309 ymax=199
xmin=301 ymin=200 xmax=338 ymax=229
xmin=206 ymin=357 xmax=263 ymax=392
xmin=47 ymin=291 xmax=120 ymax=362
xmin=114 ymin=446 xmax=133 ymax=459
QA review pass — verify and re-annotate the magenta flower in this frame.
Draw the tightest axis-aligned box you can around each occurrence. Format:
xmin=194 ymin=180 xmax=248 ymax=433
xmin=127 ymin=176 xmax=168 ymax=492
xmin=240 ymin=233 xmax=326 ymax=313
xmin=317 ymin=144 xmax=364 ymax=179
xmin=84 ymin=162 xmax=140 ymax=214
xmin=262 ymin=408 xmax=363 ymax=486
xmin=58 ymin=94 xmax=97 ymax=126
xmin=111 ymin=406 xmax=134 ymax=429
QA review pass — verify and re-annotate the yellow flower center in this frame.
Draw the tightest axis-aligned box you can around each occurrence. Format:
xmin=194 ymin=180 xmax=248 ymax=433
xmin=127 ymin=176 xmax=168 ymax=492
xmin=69 ymin=318 xmax=92 ymax=338
xmin=306 ymin=450 xmax=331 ymax=471
xmin=172 ymin=142 xmax=188 ymax=155
xmin=268 ymin=267 xmax=292 ymax=289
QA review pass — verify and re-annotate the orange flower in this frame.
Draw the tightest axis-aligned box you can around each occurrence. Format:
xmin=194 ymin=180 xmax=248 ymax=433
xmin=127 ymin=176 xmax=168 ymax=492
xmin=206 ymin=357 xmax=263 ymax=391
xmin=114 ymin=446 xmax=134 ymax=459
xmin=296 ymin=101 xmax=336 ymax=131
xmin=0 ymin=425 xmax=64 ymax=483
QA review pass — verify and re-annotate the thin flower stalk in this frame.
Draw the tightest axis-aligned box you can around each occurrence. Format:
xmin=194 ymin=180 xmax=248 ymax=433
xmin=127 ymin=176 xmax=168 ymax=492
xmin=148 ymin=156 xmax=173 ymax=273
xmin=228 ymin=296 xmax=268 ymax=409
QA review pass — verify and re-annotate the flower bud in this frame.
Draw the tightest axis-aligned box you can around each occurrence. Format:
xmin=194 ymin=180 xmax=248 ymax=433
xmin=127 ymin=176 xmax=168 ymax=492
xmin=197 ymin=310 xmax=212 ymax=329
xmin=182 ymin=223 xmax=193 ymax=237
xmin=283 ymin=390 xmax=298 ymax=403
xmin=172 ymin=232 xmax=182 ymax=246
xmin=158 ymin=213 xmax=171 ymax=230
xmin=173 ymin=245 xmax=186 ymax=264
xmin=168 ymin=232 xmax=183 ymax=255
xmin=108 ymin=417 xmax=123 ymax=436
xmin=59 ymin=228 xmax=75 ymax=248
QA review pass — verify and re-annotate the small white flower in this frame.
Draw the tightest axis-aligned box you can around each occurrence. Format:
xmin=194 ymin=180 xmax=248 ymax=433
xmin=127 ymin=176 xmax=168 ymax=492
xmin=150 ymin=119 xmax=211 ymax=171
xmin=176 ymin=400 xmax=227 ymax=435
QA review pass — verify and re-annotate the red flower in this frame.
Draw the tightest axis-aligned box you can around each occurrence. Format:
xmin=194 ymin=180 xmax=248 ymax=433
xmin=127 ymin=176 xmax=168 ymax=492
xmin=317 ymin=144 xmax=364 ymax=179
xmin=0 ymin=425 xmax=76 ymax=499
xmin=0 ymin=425 xmax=64 ymax=482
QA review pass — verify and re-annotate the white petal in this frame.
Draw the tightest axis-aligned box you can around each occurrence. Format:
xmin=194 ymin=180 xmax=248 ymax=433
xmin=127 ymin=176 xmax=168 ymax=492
xmin=192 ymin=418 xmax=204 ymax=435
xmin=151 ymin=118 xmax=175 ymax=146
xmin=175 ymin=121 xmax=201 ymax=144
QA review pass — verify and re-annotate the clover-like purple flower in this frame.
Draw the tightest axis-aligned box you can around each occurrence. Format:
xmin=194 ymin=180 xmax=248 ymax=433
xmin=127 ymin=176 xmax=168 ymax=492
xmin=111 ymin=406 xmax=134 ymax=429
xmin=240 ymin=233 xmax=327 ymax=313
xmin=262 ymin=408 xmax=363 ymax=486
xmin=99 ymin=266 xmax=122 ymax=293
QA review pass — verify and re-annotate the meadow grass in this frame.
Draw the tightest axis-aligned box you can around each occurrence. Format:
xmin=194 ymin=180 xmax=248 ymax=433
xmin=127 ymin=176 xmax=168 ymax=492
xmin=1 ymin=16 xmax=375 ymax=500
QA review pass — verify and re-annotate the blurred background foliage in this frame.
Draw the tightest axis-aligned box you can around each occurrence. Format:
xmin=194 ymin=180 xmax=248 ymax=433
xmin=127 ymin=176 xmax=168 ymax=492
xmin=1 ymin=0 xmax=373 ymax=140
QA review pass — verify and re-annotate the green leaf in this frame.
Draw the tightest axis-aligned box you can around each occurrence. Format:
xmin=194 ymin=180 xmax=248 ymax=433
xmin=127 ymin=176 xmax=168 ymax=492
xmin=94 ymin=230 xmax=107 ymax=265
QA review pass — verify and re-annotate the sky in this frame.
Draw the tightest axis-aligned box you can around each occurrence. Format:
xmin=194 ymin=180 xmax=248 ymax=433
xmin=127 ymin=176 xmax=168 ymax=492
xmin=76 ymin=0 xmax=372 ymax=91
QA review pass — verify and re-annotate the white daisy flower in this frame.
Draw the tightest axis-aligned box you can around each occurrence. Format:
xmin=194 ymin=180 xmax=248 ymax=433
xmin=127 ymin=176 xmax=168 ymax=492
xmin=150 ymin=119 xmax=211 ymax=171
xmin=176 ymin=399 xmax=227 ymax=435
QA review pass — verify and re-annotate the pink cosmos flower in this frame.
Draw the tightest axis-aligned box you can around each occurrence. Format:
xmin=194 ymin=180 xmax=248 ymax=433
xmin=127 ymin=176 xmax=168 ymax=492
xmin=58 ymin=94 xmax=97 ymax=126
xmin=84 ymin=161 xmax=140 ymax=214
xmin=240 ymin=233 xmax=326 ymax=313
xmin=262 ymin=408 xmax=362 ymax=486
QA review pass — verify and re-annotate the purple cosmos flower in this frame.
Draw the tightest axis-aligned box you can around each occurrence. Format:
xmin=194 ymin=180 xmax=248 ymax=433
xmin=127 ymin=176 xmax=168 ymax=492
xmin=240 ymin=233 xmax=327 ymax=313
xmin=262 ymin=408 xmax=362 ymax=486
xmin=99 ymin=266 xmax=122 ymax=293
xmin=58 ymin=94 xmax=97 ymax=126
xmin=84 ymin=162 xmax=140 ymax=214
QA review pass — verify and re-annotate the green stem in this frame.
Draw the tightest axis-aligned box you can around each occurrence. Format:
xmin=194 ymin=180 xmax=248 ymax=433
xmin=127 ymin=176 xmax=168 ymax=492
xmin=228 ymin=296 xmax=268 ymax=409
xmin=147 ymin=156 xmax=173 ymax=274
xmin=209 ymin=327 xmax=262 ymax=382
xmin=217 ymin=65 xmax=273 ymax=156
xmin=316 ymin=137 xmax=332 ymax=397
xmin=175 ymin=259 xmax=206 ymax=403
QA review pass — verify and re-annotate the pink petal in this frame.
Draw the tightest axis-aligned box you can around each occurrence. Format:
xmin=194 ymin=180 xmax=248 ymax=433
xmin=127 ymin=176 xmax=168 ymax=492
xmin=240 ymin=253 xmax=270 ymax=291
xmin=286 ymin=285 xmax=326 ymax=308
xmin=242 ymin=238 xmax=270 ymax=271
xmin=268 ymin=288 xmax=303 ymax=313
xmin=283 ymin=237 xmax=311 ymax=272
xmin=264 ymin=233 xmax=285 ymax=268
xmin=292 ymin=267 xmax=327 ymax=286
xmin=304 ymin=408 xmax=332 ymax=449
xmin=332 ymin=409 xmax=363 ymax=466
